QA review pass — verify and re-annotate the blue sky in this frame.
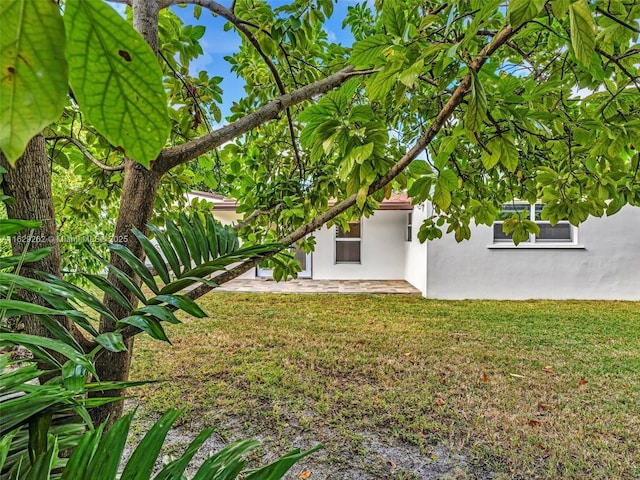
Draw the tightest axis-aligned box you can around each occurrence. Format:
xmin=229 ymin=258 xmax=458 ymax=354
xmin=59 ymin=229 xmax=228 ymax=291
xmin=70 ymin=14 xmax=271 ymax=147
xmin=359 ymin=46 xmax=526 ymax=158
xmin=170 ymin=1 xmax=358 ymax=117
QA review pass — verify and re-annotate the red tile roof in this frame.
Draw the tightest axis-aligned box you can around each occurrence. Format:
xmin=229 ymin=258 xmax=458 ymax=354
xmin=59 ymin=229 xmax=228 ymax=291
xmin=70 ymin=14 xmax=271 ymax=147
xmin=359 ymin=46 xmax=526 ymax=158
xmin=191 ymin=191 xmax=413 ymax=211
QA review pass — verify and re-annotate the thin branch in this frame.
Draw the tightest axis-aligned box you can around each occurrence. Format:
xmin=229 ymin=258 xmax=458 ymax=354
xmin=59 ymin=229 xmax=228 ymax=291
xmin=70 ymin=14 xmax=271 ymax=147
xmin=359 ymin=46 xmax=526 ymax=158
xmin=595 ymin=6 xmax=640 ymax=33
xmin=182 ymin=25 xmax=516 ymax=303
xmin=46 ymin=136 xmax=125 ymax=172
xmin=122 ymin=22 xmax=516 ymax=341
xmin=154 ymin=66 xmax=361 ymax=173
xmin=233 ymin=206 xmax=278 ymax=231
xmin=596 ymin=47 xmax=640 ymax=93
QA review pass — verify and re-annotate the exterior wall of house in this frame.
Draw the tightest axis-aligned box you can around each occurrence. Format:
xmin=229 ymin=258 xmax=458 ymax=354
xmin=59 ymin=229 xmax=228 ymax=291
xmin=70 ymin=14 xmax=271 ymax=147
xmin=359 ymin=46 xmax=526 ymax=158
xmin=312 ymin=210 xmax=408 ymax=280
xmin=424 ymin=204 xmax=640 ymax=300
xmin=404 ymin=205 xmax=428 ymax=295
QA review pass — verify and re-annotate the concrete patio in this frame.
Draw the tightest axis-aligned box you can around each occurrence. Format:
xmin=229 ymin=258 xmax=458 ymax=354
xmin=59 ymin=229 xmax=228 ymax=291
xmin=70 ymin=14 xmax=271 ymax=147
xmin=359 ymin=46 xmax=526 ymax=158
xmin=212 ymin=278 xmax=421 ymax=295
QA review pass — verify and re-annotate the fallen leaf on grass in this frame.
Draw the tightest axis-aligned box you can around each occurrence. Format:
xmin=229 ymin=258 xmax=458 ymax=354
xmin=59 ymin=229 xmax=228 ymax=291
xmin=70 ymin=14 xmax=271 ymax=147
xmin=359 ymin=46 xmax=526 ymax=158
xmin=537 ymin=402 xmax=551 ymax=413
xmin=435 ymin=397 xmax=446 ymax=405
xmin=298 ymin=468 xmax=312 ymax=479
xmin=578 ymin=379 xmax=588 ymax=386
xmin=528 ymin=419 xmax=541 ymax=427
xmin=542 ymin=365 xmax=554 ymax=373
xmin=536 ymin=444 xmax=551 ymax=458
xmin=387 ymin=460 xmax=397 ymax=469
xmin=481 ymin=373 xmax=489 ymax=383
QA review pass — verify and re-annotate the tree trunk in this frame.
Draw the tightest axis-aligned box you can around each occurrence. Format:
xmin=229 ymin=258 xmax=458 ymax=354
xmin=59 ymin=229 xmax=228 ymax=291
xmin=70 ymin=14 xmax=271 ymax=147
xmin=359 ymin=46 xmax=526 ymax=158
xmin=0 ymin=134 xmax=82 ymax=360
xmin=88 ymin=0 xmax=163 ymax=429
xmin=89 ymin=159 xmax=161 ymax=427
xmin=1 ymin=134 xmax=61 ymax=328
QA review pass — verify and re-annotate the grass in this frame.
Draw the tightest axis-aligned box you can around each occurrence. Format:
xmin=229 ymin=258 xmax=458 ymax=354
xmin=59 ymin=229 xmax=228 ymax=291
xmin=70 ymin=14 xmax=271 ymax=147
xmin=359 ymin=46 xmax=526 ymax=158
xmin=130 ymin=294 xmax=640 ymax=479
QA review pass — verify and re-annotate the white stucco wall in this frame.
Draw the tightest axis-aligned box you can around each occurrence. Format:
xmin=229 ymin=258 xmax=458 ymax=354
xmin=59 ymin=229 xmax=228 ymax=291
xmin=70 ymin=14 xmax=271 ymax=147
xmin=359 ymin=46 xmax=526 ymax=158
xmin=424 ymin=204 xmax=640 ymax=300
xmin=404 ymin=205 xmax=428 ymax=295
xmin=312 ymin=210 xmax=409 ymax=280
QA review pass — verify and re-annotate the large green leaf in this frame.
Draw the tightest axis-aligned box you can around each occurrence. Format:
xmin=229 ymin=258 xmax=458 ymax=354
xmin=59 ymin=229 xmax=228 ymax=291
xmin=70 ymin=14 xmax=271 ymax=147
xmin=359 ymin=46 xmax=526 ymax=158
xmin=569 ymin=0 xmax=595 ymax=67
xmin=464 ymin=70 xmax=487 ymax=133
xmin=382 ymin=0 xmax=406 ymax=38
xmin=349 ymin=34 xmax=392 ymax=68
xmin=0 ymin=333 xmax=95 ymax=375
xmin=85 ymin=412 xmax=134 ymax=480
xmin=120 ymin=409 xmax=182 ymax=480
xmin=154 ymin=427 xmax=216 ymax=480
xmin=507 ymin=0 xmax=546 ymax=28
xmin=244 ymin=445 xmax=323 ymax=480
xmin=63 ymin=0 xmax=170 ymax=168
xmin=0 ymin=0 xmax=67 ymax=164
xmin=0 ymin=219 xmax=41 ymax=236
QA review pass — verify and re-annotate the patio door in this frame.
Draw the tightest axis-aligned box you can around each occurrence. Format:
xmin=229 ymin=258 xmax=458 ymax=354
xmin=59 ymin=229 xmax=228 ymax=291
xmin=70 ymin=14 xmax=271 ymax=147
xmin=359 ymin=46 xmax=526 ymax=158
xmin=257 ymin=246 xmax=312 ymax=279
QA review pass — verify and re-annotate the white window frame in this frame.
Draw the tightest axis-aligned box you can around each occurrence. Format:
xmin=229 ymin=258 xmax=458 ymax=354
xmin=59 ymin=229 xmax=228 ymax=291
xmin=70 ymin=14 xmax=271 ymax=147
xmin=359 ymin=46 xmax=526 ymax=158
xmin=490 ymin=202 xmax=582 ymax=249
xmin=335 ymin=221 xmax=361 ymax=264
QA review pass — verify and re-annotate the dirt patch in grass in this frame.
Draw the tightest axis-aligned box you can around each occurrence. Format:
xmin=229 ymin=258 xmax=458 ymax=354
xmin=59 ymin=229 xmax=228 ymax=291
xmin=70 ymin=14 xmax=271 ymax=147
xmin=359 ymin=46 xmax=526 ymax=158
xmin=130 ymin=294 xmax=640 ymax=479
xmin=124 ymin=404 xmax=491 ymax=479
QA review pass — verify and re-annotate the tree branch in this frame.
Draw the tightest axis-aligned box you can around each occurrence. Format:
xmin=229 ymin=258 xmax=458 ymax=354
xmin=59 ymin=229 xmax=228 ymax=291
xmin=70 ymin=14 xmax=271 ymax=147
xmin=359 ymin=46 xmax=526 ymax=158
xmin=153 ymin=66 xmax=360 ymax=173
xmin=595 ymin=6 xmax=640 ymax=33
xmin=183 ymin=25 xmax=516 ymax=302
xmin=121 ymin=24 xmax=515 ymax=340
xmin=46 ymin=136 xmax=125 ymax=172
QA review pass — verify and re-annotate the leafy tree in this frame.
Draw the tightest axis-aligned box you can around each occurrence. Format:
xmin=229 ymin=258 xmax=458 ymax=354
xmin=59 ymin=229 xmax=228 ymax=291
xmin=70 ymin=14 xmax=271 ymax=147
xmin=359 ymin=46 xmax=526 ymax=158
xmin=0 ymin=216 xmax=318 ymax=478
xmin=1 ymin=0 xmax=638 ymax=427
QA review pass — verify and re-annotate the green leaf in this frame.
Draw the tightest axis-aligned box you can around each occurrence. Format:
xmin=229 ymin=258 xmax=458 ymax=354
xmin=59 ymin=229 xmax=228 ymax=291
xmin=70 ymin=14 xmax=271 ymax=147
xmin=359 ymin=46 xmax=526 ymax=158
xmin=0 ymin=333 xmax=94 ymax=375
xmin=63 ymin=0 xmax=170 ymax=167
xmin=166 ymin=219 xmax=191 ymax=273
xmin=131 ymin=227 xmax=171 ymax=284
xmin=356 ymin=187 xmax=368 ymax=209
xmin=433 ymin=181 xmax=451 ymax=211
xmin=95 ymin=332 xmax=127 ymax=352
xmin=382 ymin=0 xmax=406 ymax=38
xmin=481 ymin=138 xmax=501 ymax=170
xmin=118 ymin=315 xmax=170 ymax=342
xmin=0 ymin=0 xmax=67 ymax=164
xmin=508 ymin=0 xmax=546 ymax=28
xmin=0 ymin=219 xmax=40 ymax=236
xmin=61 ymin=424 xmax=105 ymax=480
xmin=349 ymin=34 xmax=392 ymax=68
xmin=147 ymin=224 xmax=182 ymax=277
xmin=108 ymin=243 xmax=159 ymax=294
xmin=120 ymin=410 xmax=182 ymax=480
xmin=243 ymin=444 xmax=323 ymax=480
xmin=85 ymin=413 xmax=134 ymax=480
xmin=569 ymin=0 xmax=595 ymax=67
xmin=155 ymin=427 xmax=216 ymax=480
xmin=133 ymin=305 xmax=181 ymax=324
xmin=178 ymin=213 xmax=202 ymax=266
xmin=149 ymin=294 xmax=206 ymax=318
xmin=499 ymin=136 xmax=519 ymax=172
xmin=0 ymin=247 xmax=51 ymax=269
xmin=465 ymin=70 xmax=487 ymax=133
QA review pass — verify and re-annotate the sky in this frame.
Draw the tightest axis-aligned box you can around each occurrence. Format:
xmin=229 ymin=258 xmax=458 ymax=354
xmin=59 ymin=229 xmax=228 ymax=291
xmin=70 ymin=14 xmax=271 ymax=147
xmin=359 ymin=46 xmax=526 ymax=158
xmin=169 ymin=1 xmax=359 ymax=118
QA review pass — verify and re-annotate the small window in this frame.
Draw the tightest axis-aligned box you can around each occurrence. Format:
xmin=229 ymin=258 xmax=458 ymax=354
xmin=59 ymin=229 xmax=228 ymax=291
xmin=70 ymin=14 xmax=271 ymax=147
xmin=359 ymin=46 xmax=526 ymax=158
xmin=336 ymin=221 xmax=361 ymax=263
xmin=494 ymin=203 xmax=574 ymax=244
xmin=406 ymin=212 xmax=412 ymax=242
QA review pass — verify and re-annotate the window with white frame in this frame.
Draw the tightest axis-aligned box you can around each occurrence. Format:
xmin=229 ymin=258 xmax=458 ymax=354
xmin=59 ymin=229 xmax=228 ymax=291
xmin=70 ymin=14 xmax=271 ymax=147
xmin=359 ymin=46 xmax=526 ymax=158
xmin=335 ymin=221 xmax=361 ymax=263
xmin=493 ymin=203 xmax=574 ymax=244
xmin=406 ymin=212 xmax=413 ymax=242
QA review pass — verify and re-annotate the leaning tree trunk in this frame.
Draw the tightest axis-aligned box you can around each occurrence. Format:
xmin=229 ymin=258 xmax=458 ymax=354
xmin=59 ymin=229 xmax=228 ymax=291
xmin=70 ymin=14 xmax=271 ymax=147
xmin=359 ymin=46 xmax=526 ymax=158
xmin=88 ymin=0 xmax=162 ymax=428
xmin=89 ymin=161 xmax=162 ymax=426
xmin=0 ymin=134 xmax=80 ymax=362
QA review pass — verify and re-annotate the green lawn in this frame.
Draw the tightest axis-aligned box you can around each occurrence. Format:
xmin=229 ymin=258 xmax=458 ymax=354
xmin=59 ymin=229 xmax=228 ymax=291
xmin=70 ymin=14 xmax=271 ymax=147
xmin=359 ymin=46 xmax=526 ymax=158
xmin=130 ymin=294 xmax=640 ymax=479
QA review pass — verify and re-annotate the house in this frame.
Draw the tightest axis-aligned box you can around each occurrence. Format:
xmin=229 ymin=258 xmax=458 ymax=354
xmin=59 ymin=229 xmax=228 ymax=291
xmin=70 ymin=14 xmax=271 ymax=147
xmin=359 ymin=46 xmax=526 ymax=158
xmin=189 ymin=191 xmax=640 ymax=301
